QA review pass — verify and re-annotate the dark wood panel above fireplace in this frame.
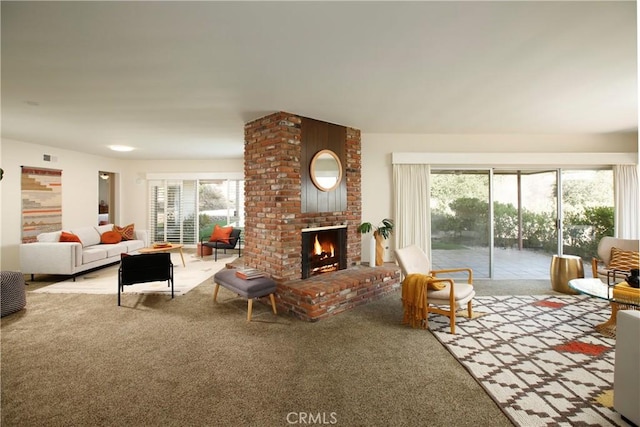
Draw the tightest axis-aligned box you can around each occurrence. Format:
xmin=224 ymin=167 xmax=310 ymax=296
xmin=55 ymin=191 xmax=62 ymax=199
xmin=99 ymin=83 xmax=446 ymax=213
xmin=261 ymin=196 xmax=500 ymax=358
xmin=301 ymin=117 xmax=347 ymax=213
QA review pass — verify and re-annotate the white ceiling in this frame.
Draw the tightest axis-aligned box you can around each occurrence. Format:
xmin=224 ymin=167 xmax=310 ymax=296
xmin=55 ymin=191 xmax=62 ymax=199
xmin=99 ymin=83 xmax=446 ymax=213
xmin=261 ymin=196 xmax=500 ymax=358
xmin=1 ymin=1 xmax=637 ymax=160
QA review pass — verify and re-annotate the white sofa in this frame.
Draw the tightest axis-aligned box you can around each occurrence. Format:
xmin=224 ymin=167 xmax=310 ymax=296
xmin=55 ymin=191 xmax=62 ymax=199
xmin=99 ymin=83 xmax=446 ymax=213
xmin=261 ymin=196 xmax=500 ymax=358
xmin=614 ymin=310 xmax=640 ymax=426
xmin=20 ymin=224 xmax=148 ymax=279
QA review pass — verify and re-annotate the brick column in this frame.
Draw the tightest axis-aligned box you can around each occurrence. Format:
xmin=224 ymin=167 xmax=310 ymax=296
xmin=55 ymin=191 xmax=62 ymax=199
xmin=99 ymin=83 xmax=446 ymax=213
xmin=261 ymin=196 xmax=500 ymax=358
xmin=345 ymin=127 xmax=362 ymax=265
xmin=244 ymin=112 xmax=302 ymax=282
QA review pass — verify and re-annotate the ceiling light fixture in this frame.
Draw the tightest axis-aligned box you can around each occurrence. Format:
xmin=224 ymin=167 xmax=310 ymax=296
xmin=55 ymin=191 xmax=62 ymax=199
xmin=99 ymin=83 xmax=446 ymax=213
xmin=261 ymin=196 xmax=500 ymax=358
xmin=108 ymin=145 xmax=135 ymax=152
xmin=99 ymin=173 xmax=110 ymax=180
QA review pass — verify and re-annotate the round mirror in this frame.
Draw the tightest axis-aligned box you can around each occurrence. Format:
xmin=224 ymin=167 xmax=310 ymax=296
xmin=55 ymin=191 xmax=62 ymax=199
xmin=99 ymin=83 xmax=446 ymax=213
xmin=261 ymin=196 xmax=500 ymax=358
xmin=310 ymin=149 xmax=343 ymax=192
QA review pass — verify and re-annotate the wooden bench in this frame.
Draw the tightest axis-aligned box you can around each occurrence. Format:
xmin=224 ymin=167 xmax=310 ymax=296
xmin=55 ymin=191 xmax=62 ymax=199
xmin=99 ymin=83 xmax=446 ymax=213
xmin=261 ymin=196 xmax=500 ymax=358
xmin=213 ymin=268 xmax=277 ymax=321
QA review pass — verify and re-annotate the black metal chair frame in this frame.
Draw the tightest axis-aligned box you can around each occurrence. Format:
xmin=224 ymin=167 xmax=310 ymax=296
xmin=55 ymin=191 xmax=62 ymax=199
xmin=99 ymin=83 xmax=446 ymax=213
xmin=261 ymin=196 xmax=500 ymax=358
xmin=200 ymin=228 xmax=242 ymax=261
xmin=118 ymin=253 xmax=174 ymax=306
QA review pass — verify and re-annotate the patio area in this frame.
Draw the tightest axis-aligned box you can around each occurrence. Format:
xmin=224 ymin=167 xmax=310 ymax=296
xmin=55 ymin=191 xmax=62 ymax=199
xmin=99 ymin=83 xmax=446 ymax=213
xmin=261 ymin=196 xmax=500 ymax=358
xmin=432 ymin=246 xmax=593 ymax=280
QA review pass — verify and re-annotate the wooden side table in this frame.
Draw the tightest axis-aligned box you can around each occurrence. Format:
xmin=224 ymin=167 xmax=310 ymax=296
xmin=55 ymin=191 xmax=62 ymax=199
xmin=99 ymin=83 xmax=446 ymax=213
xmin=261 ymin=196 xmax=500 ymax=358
xmin=550 ymin=255 xmax=584 ymax=294
xmin=138 ymin=243 xmax=186 ymax=267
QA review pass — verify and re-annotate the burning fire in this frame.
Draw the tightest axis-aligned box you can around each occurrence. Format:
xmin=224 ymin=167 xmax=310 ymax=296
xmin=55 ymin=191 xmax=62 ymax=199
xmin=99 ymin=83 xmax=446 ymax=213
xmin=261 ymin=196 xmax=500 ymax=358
xmin=314 ymin=235 xmax=334 ymax=258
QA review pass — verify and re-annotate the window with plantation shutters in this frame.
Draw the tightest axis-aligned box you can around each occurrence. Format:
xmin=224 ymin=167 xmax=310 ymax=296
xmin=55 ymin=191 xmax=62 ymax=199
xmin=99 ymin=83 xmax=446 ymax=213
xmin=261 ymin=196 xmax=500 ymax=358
xmin=148 ymin=181 xmax=165 ymax=244
xmin=182 ymin=180 xmax=197 ymax=244
xmin=148 ymin=177 xmax=244 ymax=246
xmin=148 ymin=180 xmax=197 ymax=244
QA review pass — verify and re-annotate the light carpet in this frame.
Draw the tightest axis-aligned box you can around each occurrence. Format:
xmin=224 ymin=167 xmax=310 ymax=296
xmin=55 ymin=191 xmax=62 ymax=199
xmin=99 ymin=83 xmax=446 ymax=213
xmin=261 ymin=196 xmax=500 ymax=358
xmin=430 ymin=295 xmax=625 ymax=427
xmin=31 ymin=253 xmax=233 ymax=296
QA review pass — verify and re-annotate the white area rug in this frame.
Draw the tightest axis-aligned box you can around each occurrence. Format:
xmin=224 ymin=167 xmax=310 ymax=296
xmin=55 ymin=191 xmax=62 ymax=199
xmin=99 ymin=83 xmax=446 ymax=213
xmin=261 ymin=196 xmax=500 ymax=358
xmin=31 ymin=253 xmax=234 ymax=296
xmin=431 ymin=295 xmax=624 ymax=427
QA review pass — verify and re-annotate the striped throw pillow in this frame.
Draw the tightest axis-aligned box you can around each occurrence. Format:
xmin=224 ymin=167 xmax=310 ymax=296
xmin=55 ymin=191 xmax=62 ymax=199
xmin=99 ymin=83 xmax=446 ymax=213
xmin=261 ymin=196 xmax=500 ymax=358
xmin=114 ymin=223 xmax=135 ymax=241
xmin=609 ymin=247 xmax=640 ymax=271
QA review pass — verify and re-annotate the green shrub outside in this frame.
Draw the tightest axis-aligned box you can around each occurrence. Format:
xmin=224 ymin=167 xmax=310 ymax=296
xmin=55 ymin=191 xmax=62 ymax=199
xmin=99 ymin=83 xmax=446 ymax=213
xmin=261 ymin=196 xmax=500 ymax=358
xmin=432 ymin=197 xmax=613 ymax=259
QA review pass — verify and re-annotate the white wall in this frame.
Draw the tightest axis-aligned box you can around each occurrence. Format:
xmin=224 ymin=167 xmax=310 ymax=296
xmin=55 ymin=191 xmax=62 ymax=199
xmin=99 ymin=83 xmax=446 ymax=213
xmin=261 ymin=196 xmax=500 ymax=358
xmin=0 ymin=138 xmax=243 ymax=270
xmin=360 ymin=132 xmax=638 ymax=261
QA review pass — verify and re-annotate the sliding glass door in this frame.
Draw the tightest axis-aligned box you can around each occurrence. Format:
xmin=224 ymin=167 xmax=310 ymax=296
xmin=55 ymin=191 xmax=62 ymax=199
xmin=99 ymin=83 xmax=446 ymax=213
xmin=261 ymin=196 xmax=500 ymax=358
xmin=492 ymin=170 xmax=558 ymax=279
xmin=561 ymin=169 xmax=614 ymax=261
xmin=198 ymin=179 xmax=245 ymax=240
xmin=430 ymin=168 xmax=613 ymax=279
xmin=430 ymin=170 xmax=491 ymax=278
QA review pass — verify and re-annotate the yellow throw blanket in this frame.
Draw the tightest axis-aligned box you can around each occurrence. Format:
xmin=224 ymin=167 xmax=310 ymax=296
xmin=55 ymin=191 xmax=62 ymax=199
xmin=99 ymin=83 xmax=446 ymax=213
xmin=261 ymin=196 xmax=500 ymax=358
xmin=402 ymin=274 xmax=445 ymax=328
xmin=613 ymin=282 xmax=640 ymax=305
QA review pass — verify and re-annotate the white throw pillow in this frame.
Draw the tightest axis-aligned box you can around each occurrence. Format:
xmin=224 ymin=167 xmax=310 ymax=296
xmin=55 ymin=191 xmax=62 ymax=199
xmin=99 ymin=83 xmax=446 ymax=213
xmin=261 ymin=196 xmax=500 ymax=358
xmin=37 ymin=231 xmax=62 ymax=242
xmin=95 ymin=224 xmax=114 ymax=235
xmin=70 ymin=227 xmax=101 ymax=247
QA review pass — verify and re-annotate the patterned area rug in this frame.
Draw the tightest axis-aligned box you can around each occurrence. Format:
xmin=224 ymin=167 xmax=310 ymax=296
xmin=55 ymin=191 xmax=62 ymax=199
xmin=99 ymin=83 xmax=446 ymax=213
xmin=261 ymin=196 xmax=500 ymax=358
xmin=430 ymin=295 xmax=627 ymax=427
xmin=31 ymin=254 xmax=231 ymax=296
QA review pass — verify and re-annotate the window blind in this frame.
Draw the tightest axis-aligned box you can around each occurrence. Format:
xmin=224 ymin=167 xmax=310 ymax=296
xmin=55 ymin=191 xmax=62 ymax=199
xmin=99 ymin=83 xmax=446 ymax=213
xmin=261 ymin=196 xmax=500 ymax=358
xmin=148 ymin=180 xmax=197 ymax=244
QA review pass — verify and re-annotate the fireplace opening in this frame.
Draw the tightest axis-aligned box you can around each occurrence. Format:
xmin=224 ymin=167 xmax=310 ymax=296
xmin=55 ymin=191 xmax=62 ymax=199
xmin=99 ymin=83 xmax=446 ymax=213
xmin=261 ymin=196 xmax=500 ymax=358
xmin=301 ymin=226 xmax=347 ymax=279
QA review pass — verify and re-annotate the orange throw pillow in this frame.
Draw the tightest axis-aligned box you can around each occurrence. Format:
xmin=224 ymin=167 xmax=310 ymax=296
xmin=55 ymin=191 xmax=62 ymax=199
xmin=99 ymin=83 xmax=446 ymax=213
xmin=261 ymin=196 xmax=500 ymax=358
xmin=101 ymin=230 xmax=122 ymax=244
xmin=59 ymin=231 xmax=82 ymax=244
xmin=114 ymin=224 xmax=135 ymax=241
xmin=209 ymin=224 xmax=233 ymax=244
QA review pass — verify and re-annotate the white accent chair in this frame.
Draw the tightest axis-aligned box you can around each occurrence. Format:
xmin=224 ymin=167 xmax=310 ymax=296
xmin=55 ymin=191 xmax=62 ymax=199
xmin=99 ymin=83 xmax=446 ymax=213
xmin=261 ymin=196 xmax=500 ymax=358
xmin=395 ymin=245 xmax=475 ymax=334
xmin=614 ymin=310 xmax=640 ymax=426
xmin=591 ymin=236 xmax=639 ymax=283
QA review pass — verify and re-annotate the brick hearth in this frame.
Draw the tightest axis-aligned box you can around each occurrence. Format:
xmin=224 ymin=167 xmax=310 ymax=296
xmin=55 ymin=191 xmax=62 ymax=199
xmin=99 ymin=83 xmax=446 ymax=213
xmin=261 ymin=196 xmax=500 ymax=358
xmin=276 ymin=265 xmax=400 ymax=321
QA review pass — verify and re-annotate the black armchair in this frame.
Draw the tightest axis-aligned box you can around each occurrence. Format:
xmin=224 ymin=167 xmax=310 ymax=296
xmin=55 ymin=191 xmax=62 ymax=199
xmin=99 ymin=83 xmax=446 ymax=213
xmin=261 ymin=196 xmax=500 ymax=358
xmin=200 ymin=228 xmax=242 ymax=261
xmin=118 ymin=253 xmax=174 ymax=306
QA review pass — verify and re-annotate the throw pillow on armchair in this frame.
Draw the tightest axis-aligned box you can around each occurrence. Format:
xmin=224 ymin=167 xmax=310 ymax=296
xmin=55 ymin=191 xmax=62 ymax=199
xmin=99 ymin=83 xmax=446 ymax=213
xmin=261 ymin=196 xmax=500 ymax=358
xmin=209 ymin=225 xmax=233 ymax=244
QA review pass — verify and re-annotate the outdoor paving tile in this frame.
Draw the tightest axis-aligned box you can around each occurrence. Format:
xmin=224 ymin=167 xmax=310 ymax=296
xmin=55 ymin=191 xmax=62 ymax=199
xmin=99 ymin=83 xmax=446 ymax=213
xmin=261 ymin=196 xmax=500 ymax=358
xmin=431 ymin=247 xmax=590 ymax=280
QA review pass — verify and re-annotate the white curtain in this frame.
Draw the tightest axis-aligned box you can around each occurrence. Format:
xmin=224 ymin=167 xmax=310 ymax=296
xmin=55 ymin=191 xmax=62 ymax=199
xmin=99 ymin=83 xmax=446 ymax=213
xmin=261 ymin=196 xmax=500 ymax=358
xmin=613 ymin=165 xmax=639 ymax=239
xmin=393 ymin=164 xmax=430 ymax=254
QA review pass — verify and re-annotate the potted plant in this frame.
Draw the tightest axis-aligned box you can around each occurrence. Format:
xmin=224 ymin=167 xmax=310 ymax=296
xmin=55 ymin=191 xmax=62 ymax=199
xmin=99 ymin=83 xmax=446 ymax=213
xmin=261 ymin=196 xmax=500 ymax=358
xmin=357 ymin=218 xmax=394 ymax=266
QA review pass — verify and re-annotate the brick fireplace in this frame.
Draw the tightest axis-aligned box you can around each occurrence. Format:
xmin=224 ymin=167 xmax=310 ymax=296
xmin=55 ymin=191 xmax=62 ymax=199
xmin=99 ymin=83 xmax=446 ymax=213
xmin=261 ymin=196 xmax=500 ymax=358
xmin=243 ymin=112 xmax=400 ymax=321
